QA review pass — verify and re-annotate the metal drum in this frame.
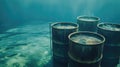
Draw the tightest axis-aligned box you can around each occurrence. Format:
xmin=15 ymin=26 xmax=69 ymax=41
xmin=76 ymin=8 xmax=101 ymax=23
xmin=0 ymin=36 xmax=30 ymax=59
xmin=97 ymin=23 xmax=120 ymax=45
xmin=68 ymin=31 xmax=105 ymax=67
xmin=97 ymin=23 xmax=120 ymax=67
xmin=77 ymin=16 xmax=100 ymax=32
xmin=51 ymin=22 xmax=78 ymax=64
xmin=68 ymin=31 xmax=105 ymax=62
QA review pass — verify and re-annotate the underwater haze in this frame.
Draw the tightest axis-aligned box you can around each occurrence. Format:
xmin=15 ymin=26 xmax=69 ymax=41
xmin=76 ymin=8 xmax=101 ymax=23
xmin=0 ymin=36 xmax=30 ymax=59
xmin=0 ymin=0 xmax=120 ymax=67
xmin=0 ymin=0 xmax=120 ymax=30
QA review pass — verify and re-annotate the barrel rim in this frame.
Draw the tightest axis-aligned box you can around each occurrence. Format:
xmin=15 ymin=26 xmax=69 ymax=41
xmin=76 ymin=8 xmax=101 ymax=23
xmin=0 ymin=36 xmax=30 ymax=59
xmin=51 ymin=22 xmax=79 ymax=30
xmin=97 ymin=22 xmax=120 ymax=32
xmin=77 ymin=16 xmax=100 ymax=22
xmin=68 ymin=31 xmax=105 ymax=46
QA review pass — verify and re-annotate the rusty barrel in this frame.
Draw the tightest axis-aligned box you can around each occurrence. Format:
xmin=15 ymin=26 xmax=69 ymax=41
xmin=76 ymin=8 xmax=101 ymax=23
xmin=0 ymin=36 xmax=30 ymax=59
xmin=97 ymin=23 xmax=120 ymax=67
xmin=77 ymin=16 xmax=100 ymax=32
xmin=68 ymin=31 xmax=105 ymax=67
xmin=51 ymin=22 xmax=78 ymax=64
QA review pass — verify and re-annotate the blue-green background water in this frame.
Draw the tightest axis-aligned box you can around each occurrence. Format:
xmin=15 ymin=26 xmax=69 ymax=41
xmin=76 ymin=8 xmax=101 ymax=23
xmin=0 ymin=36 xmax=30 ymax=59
xmin=0 ymin=0 xmax=120 ymax=32
xmin=0 ymin=0 xmax=120 ymax=67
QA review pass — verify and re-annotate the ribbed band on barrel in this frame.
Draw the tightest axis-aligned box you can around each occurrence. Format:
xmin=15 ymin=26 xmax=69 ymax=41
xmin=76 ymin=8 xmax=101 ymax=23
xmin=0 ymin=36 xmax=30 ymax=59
xmin=68 ymin=51 xmax=103 ymax=64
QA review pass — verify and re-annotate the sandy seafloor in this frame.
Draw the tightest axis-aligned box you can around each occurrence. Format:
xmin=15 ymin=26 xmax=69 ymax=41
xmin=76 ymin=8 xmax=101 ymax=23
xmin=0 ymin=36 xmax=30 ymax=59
xmin=0 ymin=22 xmax=52 ymax=67
xmin=0 ymin=21 xmax=120 ymax=67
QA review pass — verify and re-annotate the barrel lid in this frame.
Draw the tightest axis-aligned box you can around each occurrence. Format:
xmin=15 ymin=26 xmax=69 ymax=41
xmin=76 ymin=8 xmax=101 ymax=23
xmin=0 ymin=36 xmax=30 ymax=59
xmin=77 ymin=16 xmax=100 ymax=22
xmin=68 ymin=31 xmax=105 ymax=46
xmin=97 ymin=23 xmax=120 ymax=32
xmin=51 ymin=22 xmax=79 ymax=30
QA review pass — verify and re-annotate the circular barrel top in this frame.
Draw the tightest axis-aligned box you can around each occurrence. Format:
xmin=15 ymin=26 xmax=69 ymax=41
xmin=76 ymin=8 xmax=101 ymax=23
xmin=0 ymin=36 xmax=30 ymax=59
xmin=77 ymin=16 xmax=100 ymax=22
xmin=97 ymin=23 xmax=120 ymax=32
xmin=51 ymin=22 xmax=78 ymax=30
xmin=69 ymin=31 xmax=105 ymax=45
